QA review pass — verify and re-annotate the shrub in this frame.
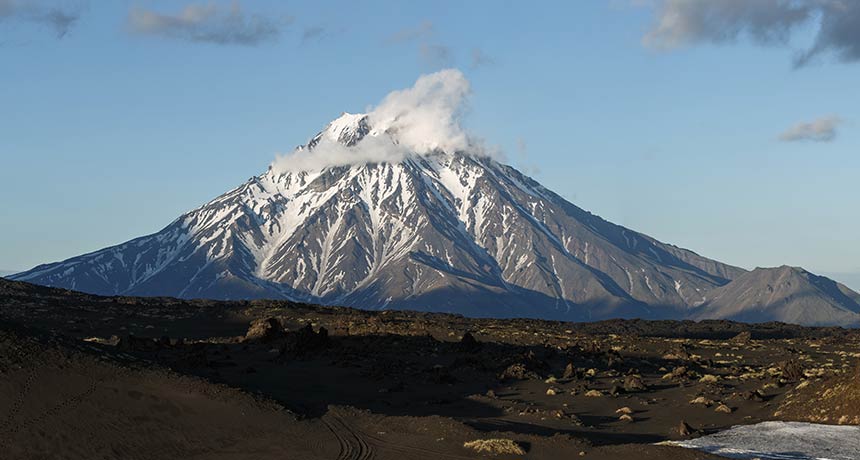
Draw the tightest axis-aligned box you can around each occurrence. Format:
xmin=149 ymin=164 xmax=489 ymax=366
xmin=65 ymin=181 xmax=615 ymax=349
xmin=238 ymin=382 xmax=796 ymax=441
xmin=463 ymin=439 xmax=526 ymax=455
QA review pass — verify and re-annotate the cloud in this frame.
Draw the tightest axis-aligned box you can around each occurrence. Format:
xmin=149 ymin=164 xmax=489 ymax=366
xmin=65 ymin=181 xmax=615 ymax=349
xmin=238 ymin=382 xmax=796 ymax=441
xmin=0 ymin=0 xmax=82 ymax=38
xmin=795 ymin=1 xmax=860 ymax=67
xmin=385 ymin=20 xmax=433 ymax=44
xmin=779 ymin=116 xmax=842 ymax=142
xmin=385 ymin=20 xmax=452 ymax=67
xmin=301 ymin=25 xmax=326 ymax=43
xmin=641 ymin=0 xmax=860 ymax=67
xmin=273 ymin=135 xmax=408 ymax=173
xmin=128 ymin=1 xmax=291 ymax=46
xmin=470 ymin=48 xmax=495 ymax=68
xmin=272 ymin=69 xmax=491 ymax=173
xmin=643 ymin=0 xmax=812 ymax=49
xmin=419 ymin=43 xmax=453 ymax=67
xmin=368 ymin=68 xmax=472 ymax=154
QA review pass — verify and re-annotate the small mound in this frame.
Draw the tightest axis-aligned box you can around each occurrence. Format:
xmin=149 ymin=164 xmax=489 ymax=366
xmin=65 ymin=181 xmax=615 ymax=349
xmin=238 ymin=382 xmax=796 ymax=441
xmin=463 ymin=438 xmax=525 ymax=456
xmin=778 ymin=366 xmax=860 ymax=424
xmin=244 ymin=317 xmax=284 ymax=343
xmin=729 ymin=330 xmax=752 ymax=344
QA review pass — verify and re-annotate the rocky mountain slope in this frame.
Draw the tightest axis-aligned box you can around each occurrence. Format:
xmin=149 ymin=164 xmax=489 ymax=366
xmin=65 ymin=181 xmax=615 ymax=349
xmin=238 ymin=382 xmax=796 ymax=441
xmin=10 ymin=69 xmax=858 ymax=325
xmin=692 ymin=266 xmax=860 ymax=326
xmin=11 ymin=110 xmax=751 ymax=321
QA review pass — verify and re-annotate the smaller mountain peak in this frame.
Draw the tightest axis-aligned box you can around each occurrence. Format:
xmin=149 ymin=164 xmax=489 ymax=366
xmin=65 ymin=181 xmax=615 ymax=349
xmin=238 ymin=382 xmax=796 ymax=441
xmin=322 ymin=112 xmax=371 ymax=146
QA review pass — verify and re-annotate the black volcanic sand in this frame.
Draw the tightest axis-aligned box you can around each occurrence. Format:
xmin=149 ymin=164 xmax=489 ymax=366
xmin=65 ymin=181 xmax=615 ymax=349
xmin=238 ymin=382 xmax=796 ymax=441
xmin=3 ymin=280 xmax=860 ymax=459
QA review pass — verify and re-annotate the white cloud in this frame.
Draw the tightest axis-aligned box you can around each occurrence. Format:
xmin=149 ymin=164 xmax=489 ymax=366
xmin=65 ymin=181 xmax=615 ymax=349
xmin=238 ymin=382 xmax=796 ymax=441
xmin=273 ymin=136 xmax=407 ymax=173
xmin=369 ymin=68 xmax=472 ymax=153
xmin=272 ymin=69 xmax=493 ymax=173
xmin=779 ymin=116 xmax=842 ymax=142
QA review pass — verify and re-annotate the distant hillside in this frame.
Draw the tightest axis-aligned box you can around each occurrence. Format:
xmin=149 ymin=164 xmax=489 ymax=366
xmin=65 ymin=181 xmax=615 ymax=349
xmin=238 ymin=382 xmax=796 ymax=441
xmin=823 ymin=272 xmax=860 ymax=293
xmin=692 ymin=266 xmax=860 ymax=327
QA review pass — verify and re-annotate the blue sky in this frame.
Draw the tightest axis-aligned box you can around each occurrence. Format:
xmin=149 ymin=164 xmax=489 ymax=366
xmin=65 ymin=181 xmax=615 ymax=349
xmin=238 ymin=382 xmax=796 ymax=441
xmin=1 ymin=0 xmax=858 ymax=289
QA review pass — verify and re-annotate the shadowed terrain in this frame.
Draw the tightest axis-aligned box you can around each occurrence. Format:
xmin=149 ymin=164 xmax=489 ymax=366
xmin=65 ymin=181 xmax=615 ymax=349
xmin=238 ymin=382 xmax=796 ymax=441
xmin=2 ymin=278 xmax=859 ymax=459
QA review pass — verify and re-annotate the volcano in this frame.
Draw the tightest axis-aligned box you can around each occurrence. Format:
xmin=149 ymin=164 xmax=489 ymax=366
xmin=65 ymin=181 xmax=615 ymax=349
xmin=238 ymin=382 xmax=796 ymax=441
xmin=13 ymin=70 xmax=858 ymax=325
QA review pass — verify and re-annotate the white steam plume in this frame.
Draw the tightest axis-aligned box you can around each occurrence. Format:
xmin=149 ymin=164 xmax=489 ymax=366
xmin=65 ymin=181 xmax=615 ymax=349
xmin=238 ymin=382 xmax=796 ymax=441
xmin=272 ymin=69 xmax=488 ymax=173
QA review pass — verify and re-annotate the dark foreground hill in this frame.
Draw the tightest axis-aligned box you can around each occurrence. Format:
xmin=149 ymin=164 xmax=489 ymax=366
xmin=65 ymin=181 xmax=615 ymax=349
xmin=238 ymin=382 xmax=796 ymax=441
xmin=2 ymin=278 xmax=860 ymax=459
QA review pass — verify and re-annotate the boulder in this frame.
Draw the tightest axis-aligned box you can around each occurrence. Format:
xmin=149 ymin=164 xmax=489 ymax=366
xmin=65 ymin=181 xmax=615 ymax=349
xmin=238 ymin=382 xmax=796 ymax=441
xmin=244 ymin=318 xmax=284 ymax=343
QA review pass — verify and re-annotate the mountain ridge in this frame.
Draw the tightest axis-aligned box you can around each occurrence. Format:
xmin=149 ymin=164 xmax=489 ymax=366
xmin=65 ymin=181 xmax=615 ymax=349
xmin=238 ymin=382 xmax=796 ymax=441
xmin=12 ymin=111 xmax=749 ymax=321
xmin=693 ymin=266 xmax=860 ymax=326
xmin=10 ymin=72 xmax=858 ymax=326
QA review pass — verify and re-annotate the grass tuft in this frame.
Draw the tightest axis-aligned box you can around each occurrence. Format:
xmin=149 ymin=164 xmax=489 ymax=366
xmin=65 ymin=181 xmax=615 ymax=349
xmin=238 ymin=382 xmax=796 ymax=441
xmin=463 ymin=438 xmax=525 ymax=455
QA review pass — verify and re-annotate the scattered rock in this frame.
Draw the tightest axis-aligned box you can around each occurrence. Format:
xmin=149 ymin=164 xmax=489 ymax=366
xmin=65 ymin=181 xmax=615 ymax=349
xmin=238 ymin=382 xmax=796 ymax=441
xmin=606 ymin=350 xmax=624 ymax=368
xmin=678 ymin=420 xmax=695 ymax=436
xmin=499 ymin=363 xmax=539 ymax=381
xmin=459 ymin=332 xmax=481 ymax=352
xmin=741 ymin=389 xmax=766 ymax=402
xmin=244 ymin=318 xmax=284 ymax=343
xmin=619 ymin=414 xmax=634 ymax=422
xmin=280 ymin=324 xmax=330 ymax=355
xmin=615 ymin=407 xmax=633 ymax=415
xmin=780 ymin=361 xmax=805 ymax=382
xmin=551 ymin=408 xmax=583 ymax=425
xmin=689 ymin=396 xmax=714 ymax=406
xmin=699 ymin=374 xmax=720 ymax=384
xmin=663 ymin=345 xmax=691 ymax=361
xmin=715 ymin=403 xmax=733 ymax=413
xmin=623 ymin=374 xmax=647 ymax=392
xmin=584 ymin=389 xmax=603 ymax=397
xmin=730 ymin=331 xmax=752 ymax=344
xmin=562 ymin=362 xmax=577 ymax=379
xmin=663 ymin=366 xmax=688 ymax=380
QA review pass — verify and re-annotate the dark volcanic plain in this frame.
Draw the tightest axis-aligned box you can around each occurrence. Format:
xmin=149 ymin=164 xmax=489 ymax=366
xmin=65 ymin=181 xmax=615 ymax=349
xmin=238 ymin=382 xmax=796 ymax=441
xmin=2 ymin=278 xmax=859 ymax=459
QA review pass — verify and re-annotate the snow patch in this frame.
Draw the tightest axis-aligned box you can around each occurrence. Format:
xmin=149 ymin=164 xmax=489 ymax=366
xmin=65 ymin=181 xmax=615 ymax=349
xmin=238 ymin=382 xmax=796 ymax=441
xmin=666 ymin=421 xmax=860 ymax=460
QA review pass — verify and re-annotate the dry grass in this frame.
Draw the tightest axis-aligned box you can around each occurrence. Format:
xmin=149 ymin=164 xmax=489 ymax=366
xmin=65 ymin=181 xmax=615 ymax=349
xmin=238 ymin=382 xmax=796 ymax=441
xmin=699 ymin=374 xmax=719 ymax=384
xmin=463 ymin=438 xmax=525 ymax=456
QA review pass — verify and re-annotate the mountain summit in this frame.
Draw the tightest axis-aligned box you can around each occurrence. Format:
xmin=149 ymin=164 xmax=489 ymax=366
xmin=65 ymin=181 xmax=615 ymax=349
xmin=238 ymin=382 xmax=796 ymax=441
xmin=11 ymin=70 xmax=858 ymax=325
xmin=10 ymin=114 xmax=741 ymax=320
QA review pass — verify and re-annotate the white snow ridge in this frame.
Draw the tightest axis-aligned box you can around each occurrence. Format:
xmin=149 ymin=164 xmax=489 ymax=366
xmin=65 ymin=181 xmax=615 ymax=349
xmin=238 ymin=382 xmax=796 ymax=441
xmin=666 ymin=421 xmax=860 ymax=460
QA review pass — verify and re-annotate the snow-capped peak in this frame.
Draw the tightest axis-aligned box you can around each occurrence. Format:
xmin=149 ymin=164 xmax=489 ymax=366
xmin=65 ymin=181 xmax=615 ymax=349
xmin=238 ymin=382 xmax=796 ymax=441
xmin=272 ymin=69 xmax=475 ymax=174
xmin=320 ymin=112 xmax=370 ymax=146
xmin=12 ymin=69 xmax=761 ymax=323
